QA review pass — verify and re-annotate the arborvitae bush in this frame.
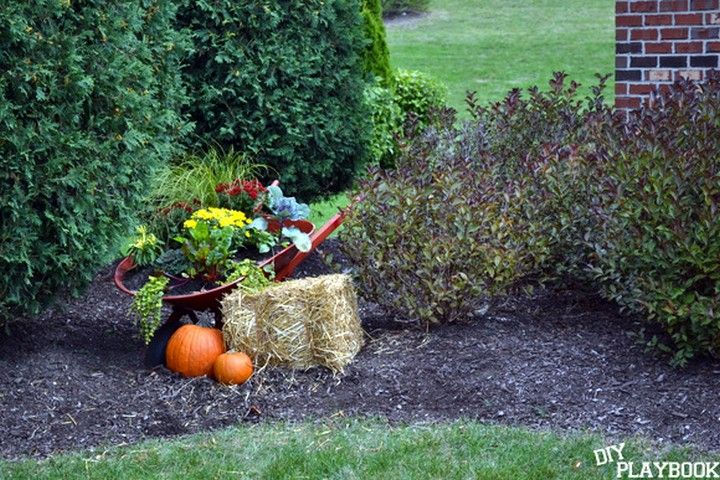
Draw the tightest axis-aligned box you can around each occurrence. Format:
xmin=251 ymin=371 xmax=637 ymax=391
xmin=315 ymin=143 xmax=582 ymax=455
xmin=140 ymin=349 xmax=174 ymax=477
xmin=361 ymin=0 xmax=392 ymax=85
xmin=179 ymin=0 xmax=371 ymax=201
xmin=0 ymin=1 xmax=189 ymax=324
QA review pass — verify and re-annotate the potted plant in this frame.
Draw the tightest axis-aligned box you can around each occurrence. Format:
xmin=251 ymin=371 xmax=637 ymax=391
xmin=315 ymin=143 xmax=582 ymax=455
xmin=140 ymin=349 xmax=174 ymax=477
xmin=115 ymin=180 xmax=314 ymax=363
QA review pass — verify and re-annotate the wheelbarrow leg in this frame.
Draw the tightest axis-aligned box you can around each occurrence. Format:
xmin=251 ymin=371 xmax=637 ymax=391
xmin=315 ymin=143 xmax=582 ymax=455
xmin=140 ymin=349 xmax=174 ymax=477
xmin=213 ymin=308 xmax=224 ymax=330
xmin=144 ymin=306 xmax=186 ymax=369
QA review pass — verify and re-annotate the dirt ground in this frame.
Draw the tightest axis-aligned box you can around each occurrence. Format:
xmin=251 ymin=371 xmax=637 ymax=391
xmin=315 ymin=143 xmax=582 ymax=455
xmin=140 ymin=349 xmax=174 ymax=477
xmin=2 ymin=240 xmax=719 ymax=459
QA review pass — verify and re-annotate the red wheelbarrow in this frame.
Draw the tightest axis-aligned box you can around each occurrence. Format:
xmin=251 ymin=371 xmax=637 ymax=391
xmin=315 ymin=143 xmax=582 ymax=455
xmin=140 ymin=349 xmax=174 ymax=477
xmin=114 ymin=185 xmax=352 ymax=367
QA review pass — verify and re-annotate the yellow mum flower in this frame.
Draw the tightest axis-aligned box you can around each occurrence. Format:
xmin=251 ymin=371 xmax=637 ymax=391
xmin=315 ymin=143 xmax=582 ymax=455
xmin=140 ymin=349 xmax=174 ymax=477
xmin=194 ymin=209 xmax=214 ymax=220
xmin=183 ymin=219 xmax=198 ymax=229
xmin=188 ymin=207 xmax=249 ymax=229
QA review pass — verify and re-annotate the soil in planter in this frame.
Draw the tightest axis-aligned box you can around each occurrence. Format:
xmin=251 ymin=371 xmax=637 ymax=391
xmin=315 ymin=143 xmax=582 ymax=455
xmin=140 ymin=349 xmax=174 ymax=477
xmin=123 ymin=266 xmax=219 ymax=295
xmin=2 ymin=240 xmax=720 ymax=460
xmin=125 ymin=269 xmax=224 ymax=296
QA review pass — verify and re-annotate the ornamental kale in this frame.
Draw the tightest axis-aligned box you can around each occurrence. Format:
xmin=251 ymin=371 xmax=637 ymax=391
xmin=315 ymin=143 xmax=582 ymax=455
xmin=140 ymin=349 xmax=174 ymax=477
xmin=282 ymin=227 xmax=312 ymax=253
xmin=248 ymin=216 xmax=311 ymax=253
xmin=268 ymin=186 xmax=311 ymax=221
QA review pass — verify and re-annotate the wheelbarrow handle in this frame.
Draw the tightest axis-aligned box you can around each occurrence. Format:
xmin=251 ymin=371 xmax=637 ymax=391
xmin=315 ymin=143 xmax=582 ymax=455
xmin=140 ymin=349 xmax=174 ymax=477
xmin=273 ymin=194 xmax=364 ymax=281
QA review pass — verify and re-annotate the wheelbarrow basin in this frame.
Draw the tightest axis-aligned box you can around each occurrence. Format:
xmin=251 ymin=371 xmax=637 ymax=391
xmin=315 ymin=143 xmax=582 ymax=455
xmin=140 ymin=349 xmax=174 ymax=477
xmin=114 ymin=219 xmax=315 ymax=311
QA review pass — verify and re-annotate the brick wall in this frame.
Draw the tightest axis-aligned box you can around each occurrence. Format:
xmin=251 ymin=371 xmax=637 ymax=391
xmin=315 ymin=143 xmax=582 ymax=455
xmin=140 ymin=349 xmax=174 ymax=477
xmin=616 ymin=0 xmax=720 ymax=110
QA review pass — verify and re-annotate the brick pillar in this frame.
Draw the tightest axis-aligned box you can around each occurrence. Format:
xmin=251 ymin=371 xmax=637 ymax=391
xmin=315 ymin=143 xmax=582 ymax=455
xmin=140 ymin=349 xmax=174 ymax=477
xmin=616 ymin=0 xmax=720 ymax=111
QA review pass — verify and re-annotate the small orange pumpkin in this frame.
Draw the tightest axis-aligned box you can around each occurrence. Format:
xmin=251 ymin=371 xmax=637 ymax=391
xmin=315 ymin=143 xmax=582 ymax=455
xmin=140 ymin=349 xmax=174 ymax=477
xmin=165 ymin=324 xmax=225 ymax=377
xmin=213 ymin=351 xmax=254 ymax=385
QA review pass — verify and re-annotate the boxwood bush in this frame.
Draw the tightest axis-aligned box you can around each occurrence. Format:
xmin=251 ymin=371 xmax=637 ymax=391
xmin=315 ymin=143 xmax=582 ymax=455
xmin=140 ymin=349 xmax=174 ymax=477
xmin=364 ymin=80 xmax=403 ymax=168
xmin=363 ymin=69 xmax=447 ymax=168
xmin=392 ymin=69 xmax=446 ymax=129
xmin=179 ymin=0 xmax=371 ymax=200
xmin=0 ymin=1 xmax=189 ymax=324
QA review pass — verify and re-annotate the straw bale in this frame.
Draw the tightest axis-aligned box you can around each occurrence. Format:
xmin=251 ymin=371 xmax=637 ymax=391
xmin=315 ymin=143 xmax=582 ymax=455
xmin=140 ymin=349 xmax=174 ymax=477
xmin=221 ymin=274 xmax=364 ymax=373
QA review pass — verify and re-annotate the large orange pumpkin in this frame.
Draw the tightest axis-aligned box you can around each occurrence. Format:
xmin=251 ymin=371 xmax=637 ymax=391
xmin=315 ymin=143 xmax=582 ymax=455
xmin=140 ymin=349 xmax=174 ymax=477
xmin=165 ymin=324 xmax=225 ymax=377
xmin=213 ymin=351 xmax=254 ymax=385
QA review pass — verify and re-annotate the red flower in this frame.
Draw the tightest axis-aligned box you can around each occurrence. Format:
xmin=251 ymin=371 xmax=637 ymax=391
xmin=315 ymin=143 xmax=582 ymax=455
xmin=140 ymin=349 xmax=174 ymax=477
xmin=240 ymin=180 xmax=266 ymax=199
xmin=215 ymin=179 xmax=266 ymax=198
xmin=159 ymin=200 xmax=197 ymax=216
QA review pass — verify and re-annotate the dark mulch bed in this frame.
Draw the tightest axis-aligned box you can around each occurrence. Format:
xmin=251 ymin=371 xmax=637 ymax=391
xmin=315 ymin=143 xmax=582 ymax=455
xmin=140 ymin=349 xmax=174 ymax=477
xmin=2 ymin=239 xmax=720 ymax=459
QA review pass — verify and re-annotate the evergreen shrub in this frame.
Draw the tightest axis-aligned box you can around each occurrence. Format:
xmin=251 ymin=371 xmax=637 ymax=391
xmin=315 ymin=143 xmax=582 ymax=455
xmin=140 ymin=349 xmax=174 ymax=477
xmin=179 ymin=0 xmax=371 ymax=200
xmin=0 ymin=0 xmax=189 ymax=324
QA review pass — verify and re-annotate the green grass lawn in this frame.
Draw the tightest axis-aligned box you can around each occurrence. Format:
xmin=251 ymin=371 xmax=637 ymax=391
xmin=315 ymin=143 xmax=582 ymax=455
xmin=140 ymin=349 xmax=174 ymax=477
xmin=308 ymin=192 xmax=350 ymax=228
xmin=309 ymin=1 xmax=614 ymax=225
xmin=2 ymin=419 xmax=710 ymax=480
xmin=386 ymin=0 xmax=615 ymax=113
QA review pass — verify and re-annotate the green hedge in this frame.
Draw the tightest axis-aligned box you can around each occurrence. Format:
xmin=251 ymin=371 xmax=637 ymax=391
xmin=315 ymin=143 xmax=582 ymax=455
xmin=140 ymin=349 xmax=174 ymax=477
xmin=364 ymin=81 xmax=403 ymax=168
xmin=0 ymin=1 xmax=189 ymax=323
xmin=179 ymin=0 xmax=371 ymax=200
xmin=393 ymin=69 xmax=446 ymax=128
xmin=364 ymin=69 xmax=447 ymax=168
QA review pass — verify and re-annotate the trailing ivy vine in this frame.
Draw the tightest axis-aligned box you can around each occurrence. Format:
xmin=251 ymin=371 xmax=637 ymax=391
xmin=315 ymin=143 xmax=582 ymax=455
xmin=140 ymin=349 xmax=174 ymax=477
xmin=131 ymin=276 xmax=170 ymax=344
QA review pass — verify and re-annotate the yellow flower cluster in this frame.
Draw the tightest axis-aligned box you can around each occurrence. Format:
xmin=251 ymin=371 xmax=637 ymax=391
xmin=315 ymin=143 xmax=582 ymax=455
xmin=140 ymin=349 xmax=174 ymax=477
xmin=183 ymin=207 xmax=251 ymax=230
xmin=131 ymin=226 xmax=158 ymax=250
